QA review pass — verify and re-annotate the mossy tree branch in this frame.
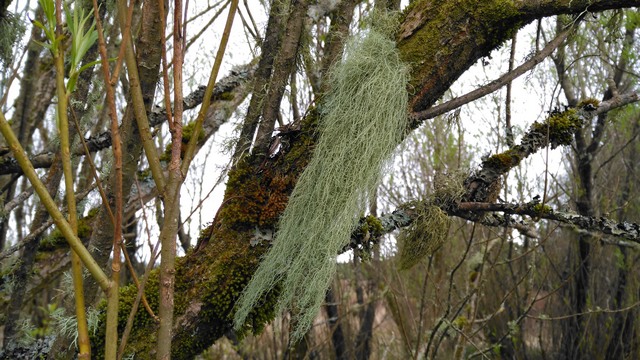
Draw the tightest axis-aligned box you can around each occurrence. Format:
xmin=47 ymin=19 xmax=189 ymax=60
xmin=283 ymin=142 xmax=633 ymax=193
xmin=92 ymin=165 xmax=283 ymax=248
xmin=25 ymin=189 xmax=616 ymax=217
xmin=398 ymin=0 xmax=640 ymax=113
xmin=90 ymin=0 xmax=127 ymax=355
xmin=345 ymin=198 xmax=640 ymax=255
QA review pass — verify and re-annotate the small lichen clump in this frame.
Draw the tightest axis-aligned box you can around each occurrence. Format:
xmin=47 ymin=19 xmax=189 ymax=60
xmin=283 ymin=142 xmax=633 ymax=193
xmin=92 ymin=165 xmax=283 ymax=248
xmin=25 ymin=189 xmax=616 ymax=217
xmin=397 ymin=202 xmax=451 ymax=270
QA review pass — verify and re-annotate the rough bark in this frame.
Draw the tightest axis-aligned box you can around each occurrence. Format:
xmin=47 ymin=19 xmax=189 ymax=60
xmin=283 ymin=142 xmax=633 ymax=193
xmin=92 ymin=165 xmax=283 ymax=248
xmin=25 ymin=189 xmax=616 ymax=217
xmin=254 ymin=0 xmax=309 ymax=152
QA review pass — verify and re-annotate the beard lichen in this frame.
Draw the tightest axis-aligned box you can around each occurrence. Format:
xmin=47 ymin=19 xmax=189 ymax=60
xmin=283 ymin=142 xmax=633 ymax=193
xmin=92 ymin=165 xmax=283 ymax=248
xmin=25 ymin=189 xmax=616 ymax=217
xmin=397 ymin=202 xmax=451 ymax=270
xmin=397 ymin=172 xmax=463 ymax=269
xmin=233 ymin=12 xmax=409 ymax=341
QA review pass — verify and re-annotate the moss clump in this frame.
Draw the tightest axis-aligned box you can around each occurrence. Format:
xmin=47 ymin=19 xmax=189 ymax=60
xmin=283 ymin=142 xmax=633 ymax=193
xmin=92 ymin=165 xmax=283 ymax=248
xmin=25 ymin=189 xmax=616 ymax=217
xmin=234 ymin=12 xmax=410 ymax=341
xmin=216 ymin=158 xmax=268 ymax=226
xmin=532 ymin=203 xmax=552 ymax=216
xmin=136 ymin=168 xmax=152 ymax=181
xmin=453 ymin=315 xmax=469 ymax=328
xmin=38 ymin=208 xmax=98 ymax=251
xmin=530 ymin=108 xmax=582 ymax=149
xmin=216 ymin=91 xmax=235 ymax=101
xmin=578 ymin=98 xmax=600 ymax=110
xmin=483 ymin=149 xmax=523 ymax=174
xmin=362 ymin=215 xmax=384 ymax=237
xmin=397 ymin=202 xmax=451 ymax=270
xmin=159 ymin=121 xmax=206 ymax=161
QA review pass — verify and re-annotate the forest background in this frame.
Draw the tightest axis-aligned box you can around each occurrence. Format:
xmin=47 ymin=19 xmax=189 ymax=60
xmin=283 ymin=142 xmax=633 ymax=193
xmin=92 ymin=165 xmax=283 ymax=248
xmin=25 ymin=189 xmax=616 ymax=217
xmin=0 ymin=0 xmax=639 ymax=359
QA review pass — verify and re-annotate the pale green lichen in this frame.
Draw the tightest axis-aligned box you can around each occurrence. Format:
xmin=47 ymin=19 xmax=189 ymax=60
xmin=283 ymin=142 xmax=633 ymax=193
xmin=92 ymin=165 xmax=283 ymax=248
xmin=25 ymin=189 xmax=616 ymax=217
xmin=397 ymin=202 xmax=451 ymax=270
xmin=234 ymin=12 xmax=409 ymax=341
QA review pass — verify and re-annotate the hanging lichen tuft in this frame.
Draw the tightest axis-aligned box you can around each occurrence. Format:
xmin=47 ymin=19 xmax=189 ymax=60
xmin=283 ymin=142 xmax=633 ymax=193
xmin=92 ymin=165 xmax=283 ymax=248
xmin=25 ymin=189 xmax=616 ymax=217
xmin=0 ymin=12 xmax=25 ymax=66
xmin=234 ymin=12 xmax=409 ymax=341
xmin=397 ymin=172 xmax=464 ymax=270
xmin=397 ymin=203 xmax=451 ymax=270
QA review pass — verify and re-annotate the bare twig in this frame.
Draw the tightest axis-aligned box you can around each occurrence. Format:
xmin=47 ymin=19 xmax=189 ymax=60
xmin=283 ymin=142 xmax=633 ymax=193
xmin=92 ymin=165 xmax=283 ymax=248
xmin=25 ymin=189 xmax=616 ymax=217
xmin=409 ymin=24 xmax=574 ymax=124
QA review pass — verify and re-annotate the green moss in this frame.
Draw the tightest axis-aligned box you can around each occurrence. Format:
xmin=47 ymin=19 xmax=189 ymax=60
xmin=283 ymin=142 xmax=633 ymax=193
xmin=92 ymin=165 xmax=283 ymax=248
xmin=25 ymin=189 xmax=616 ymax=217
xmin=363 ymin=215 xmax=384 ymax=237
xmin=136 ymin=168 xmax=152 ymax=181
xmin=89 ymin=228 xmax=279 ymax=359
xmin=397 ymin=0 xmax=522 ymax=109
xmin=159 ymin=121 xmax=207 ymax=161
xmin=216 ymin=91 xmax=235 ymax=101
xmin=484 ymin=149 xmax=522 ymax=173
xmin=216 ymin=158 xmax=268 ymax=227
xmin=453 ymin=315 xmax=468 ymax=328
xmin=530 ymin=108 xmax=582 ymax=149
xmin=578 ymin=97 xmax=600 ymax=109
xmin=38 ymin=208 xmax=98 ymax=251
xmin=532 ymin=203 xmax=552 ymax=215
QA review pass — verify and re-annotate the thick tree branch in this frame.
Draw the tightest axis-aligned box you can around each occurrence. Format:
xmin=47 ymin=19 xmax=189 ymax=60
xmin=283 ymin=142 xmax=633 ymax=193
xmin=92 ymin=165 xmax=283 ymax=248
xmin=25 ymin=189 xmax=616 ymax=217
xmin=399 ymin=0 xmax=640 ymax=113
xmin=345 ymin=197 xmax=640 ymax=254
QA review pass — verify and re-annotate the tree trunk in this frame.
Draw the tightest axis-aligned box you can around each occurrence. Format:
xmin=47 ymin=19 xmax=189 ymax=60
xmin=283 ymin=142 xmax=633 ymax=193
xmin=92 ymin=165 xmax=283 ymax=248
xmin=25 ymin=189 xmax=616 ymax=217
xmin=325 ymin=286 xmax=348 ymax=360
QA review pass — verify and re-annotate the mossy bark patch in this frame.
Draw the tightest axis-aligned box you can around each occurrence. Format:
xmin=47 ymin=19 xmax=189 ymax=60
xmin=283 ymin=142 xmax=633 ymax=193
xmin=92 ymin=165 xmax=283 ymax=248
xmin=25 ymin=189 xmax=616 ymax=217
xmin=88 ymin=116 xmax=317 ymax=359
xmin=398 ymin=0 xmax=523 ymax=112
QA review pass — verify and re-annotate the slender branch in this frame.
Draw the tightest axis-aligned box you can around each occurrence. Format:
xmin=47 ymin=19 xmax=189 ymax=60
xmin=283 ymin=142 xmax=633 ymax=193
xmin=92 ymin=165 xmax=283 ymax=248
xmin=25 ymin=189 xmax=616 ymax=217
xmin=54 ymin=0 xmax=91 ymax=355
xmin=91 ymin=0 xmax=124 ymax=357
xmin=409 ymin=23 xmax=573 ymax=125
xmin=118 ymin=0 xmax=166 ymax=195
xmin=156 ymin=0 xmax=186 ymax=356
xmin=0 ymin=65 xmax=254 ymax=175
